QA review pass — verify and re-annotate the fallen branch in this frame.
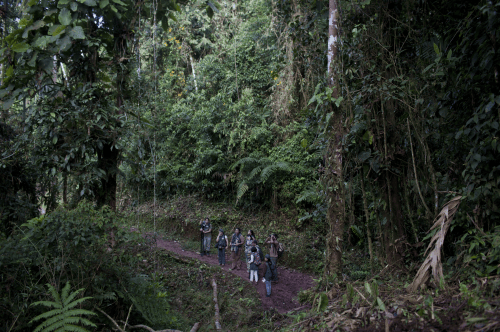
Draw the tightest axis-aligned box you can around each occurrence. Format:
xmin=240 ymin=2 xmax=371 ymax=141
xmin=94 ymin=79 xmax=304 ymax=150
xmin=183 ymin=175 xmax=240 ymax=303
xmin=96 ymin=307 xmax=185 ymax=332
xmin=211 ymin=278 xmax=222 ymax=330
xmin=407 ymin=196 xmax=462 ymax=292
xmin=353 ymin=287 xmax=371 ymax=306
xmin=189 ymin=322 xmax=200 ymax=332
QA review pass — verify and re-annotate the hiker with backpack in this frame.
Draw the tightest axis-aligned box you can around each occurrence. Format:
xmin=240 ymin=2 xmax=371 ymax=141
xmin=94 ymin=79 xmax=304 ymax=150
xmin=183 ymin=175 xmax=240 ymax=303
xmin=264 ymin=233 xmax=280 ymax=282
xmin=215 ymin=229 xmax=228 ymax=266
xmin=230 ymin=228 xmax=244 ymax=270
xmin=248 ymin=247 xmax=261 ymax=283
xmin=199 ymin=217 xmax=212 ymax=256
xmin=262 ymin=254 xmax=275 ymax=297
xmin=244 ymin=230 xmax=256 ymax=272
xmin=251 ymin=240 xmax=264 ymax=276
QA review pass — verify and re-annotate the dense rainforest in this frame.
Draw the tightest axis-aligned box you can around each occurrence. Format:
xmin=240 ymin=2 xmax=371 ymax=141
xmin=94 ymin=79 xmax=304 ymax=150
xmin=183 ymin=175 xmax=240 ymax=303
xmin=1 ymin=0 xmax=500 ymax=330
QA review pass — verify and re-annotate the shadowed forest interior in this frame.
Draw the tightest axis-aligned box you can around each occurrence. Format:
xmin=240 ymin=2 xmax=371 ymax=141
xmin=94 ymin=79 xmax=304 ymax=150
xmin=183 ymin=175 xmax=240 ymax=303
xmin=1 ymin=0 xmax=500 ymax=330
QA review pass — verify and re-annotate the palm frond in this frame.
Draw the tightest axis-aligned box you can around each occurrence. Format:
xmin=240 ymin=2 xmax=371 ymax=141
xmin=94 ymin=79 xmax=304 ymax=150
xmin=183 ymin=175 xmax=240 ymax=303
xmin=407 ymin=196 xmax=462 ymax=292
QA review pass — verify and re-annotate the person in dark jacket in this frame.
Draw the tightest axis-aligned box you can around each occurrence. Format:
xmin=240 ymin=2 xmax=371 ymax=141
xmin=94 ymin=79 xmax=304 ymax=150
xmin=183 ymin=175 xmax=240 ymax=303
xmin=215 ymin=229 xmax=228 ymax=266
xmin=264 ymin=233 xmax=279 ymax=282
xmin=262 ymin=254 xmax=274 ymax=297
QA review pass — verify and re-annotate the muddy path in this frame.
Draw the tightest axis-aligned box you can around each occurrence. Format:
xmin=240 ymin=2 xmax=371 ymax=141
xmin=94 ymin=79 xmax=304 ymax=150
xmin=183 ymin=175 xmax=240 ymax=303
xmin=153 ymin=236 xmax=314 ymax=314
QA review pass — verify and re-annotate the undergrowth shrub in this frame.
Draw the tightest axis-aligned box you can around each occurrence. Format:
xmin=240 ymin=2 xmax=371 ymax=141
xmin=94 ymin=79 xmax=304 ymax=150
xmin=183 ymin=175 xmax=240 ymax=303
xmin=126 ymin=274 xmax=182 ymax=330
xmin=0 ymin=201 xmax=181 ymax=331
xmin=30 ymin=281 xmax=96 ymax=332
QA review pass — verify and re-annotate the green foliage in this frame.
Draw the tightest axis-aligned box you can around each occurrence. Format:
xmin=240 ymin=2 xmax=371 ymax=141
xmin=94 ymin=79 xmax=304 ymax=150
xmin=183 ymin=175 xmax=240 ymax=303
xmin=460 ymin=226 xmax=500 ymax=277
xmin=314 ymin=292 xmax=329 ymax=312
xmin=0 ymin=201 xmax=144 ymax=329
xmin=30 ymin=282 xmax=96 ymax=332
xmin=0 ymin=123 xmax=40 ymax=235
xmin=126 ymin=274 xmax=180 ymax=329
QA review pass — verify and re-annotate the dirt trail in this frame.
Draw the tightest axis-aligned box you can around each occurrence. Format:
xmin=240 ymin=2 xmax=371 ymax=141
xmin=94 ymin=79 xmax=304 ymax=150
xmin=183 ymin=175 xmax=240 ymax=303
xmin=154 ymin=237 xmax=314 ymax=314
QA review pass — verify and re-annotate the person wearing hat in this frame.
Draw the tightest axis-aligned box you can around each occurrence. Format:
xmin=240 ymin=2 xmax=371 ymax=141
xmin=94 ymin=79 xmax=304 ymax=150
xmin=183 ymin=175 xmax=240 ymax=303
xmin=262 ymin=254 xmax=274 ymax=297
xmin=199 ymin=217 xmax=212 ymax=256
xmin=215 ymin=229 xmax=228 ymax=266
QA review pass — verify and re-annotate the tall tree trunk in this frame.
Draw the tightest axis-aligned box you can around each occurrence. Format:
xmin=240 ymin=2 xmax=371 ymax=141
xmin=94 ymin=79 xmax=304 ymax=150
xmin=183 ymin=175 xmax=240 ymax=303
xmin=323 ymin=0 xmax=344 ymax=277
xmin=360 ymin=173 xmax=374 ymax=272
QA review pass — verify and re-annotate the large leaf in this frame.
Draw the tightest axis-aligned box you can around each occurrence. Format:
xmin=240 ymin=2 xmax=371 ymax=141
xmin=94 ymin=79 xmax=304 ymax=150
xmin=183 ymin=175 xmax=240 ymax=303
xmin=357 ymin=150 xmax=371 ymax=162
xmin=12 ymin=43 xmax=30 ymax=53
xmin=2 ymin=98 xmax=15 ymax=110
xmin=58 ymin=8 xmax=72 ymax=25
xmin=110 ymin=0 xmax=126 ymax=6
xmin=57 ymin=35 xmax=72 ymax=51
xmin=68 ymin=26 xmax=85 ymax=39
xmin=49 ymin=24 xmax=67 ymax=36
xmin=39 ymin=57 xmax=55 ymax=74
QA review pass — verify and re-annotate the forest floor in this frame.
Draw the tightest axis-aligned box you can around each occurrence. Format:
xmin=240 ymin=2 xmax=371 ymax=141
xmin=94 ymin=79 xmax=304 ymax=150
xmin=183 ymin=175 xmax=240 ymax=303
xmin=139 ymin=229 xmax=314 ymax=314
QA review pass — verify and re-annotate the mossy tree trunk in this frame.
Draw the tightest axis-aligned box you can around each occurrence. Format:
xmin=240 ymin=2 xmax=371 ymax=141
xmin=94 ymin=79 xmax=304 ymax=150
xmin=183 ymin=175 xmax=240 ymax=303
xmin=323 ymin=0 xmax=345 ymax=277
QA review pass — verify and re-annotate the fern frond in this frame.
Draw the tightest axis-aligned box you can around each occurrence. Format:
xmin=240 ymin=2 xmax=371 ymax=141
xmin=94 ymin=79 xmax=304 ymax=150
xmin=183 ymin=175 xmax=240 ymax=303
xmin=236 ymin=182 xmax=249 ymax=201
xmin=46 ymin=284 xmax=62 ymax=305
xmin=31 ymin=301 xmax=63 ymax=310
xmin=296 ymin=188 xmax=321 ymax=204
xmin=36 ymin=318 xmax=67 ymax=332
xmin=30 ymin=282 xmax=95 ymax=332
xmin=63 ymin=294 xmax=90 ymax=308
xmin=62 ymin=309 xmax=97 ymax=318
xmin=30 ymin=309 xmax=65 ymax=323
xmin=260 ymin=162 xmax=291 ymax=183
xmin=230 ymin=157 xmax=259 ymax=170
xmin=195 ymin=164 xmax=217 ymax=176
xmin=93 ymin=292 xmax=116 ymax=301
xmin=62 ymin=288 xmax=85 ymax=307
xmin=60 ymin=282 xmax=71 ymax=303
xmin=58 ymin=324 xmax=93 ymax=332
xmin=247 ymin=165 xmax=262 ymax=182
xmin=57 ymin=316 xmax=96 ymax=328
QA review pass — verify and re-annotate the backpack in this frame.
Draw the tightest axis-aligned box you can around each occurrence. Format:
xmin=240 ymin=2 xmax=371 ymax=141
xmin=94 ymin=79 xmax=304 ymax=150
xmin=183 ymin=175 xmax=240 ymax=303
xmin=253 ymin=252 xmax=261 ymax=266
xmin=277 ymin=243 xmax=285 ymax=258
xmin=257 ymin=247 xmax=264 ymax=262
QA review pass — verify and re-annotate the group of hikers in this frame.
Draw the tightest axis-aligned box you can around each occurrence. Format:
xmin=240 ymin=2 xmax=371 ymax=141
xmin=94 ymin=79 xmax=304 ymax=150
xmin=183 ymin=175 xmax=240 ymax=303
xmin=199 ymin=218 xmax=282 ymax=297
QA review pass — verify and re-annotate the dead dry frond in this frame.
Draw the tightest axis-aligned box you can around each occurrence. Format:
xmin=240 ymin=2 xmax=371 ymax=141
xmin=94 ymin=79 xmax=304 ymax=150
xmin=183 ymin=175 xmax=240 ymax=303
xmin=407 ymin=196 xmax=462 ymax=292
